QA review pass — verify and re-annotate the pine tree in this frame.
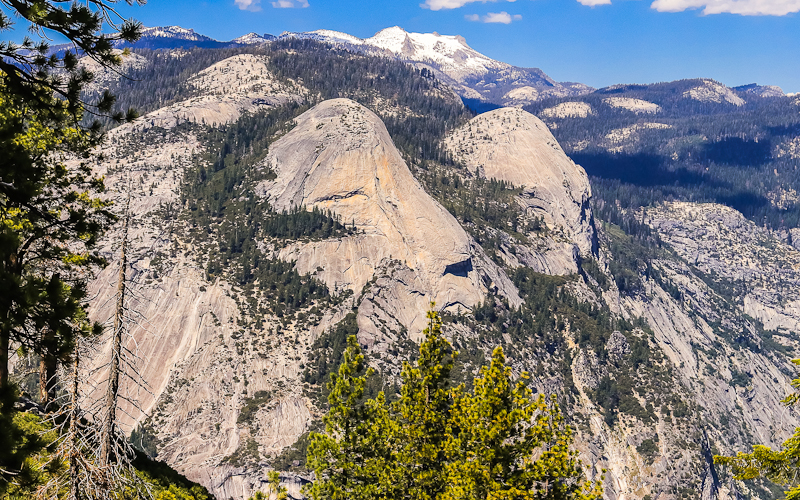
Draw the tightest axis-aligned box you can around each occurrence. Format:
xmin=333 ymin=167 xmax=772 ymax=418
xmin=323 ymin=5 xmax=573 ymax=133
xmin=305 ymin=309 xmax=602 ymax=500
xmin=396 ymin=309 xmax=457 ymax=500
xmin=0 ymin=0 xmax=142 ymax=125
xmin=306 ymin=336 xmax=399 ymax=500
xmin=0 ymin=83 xmax=111 ymax=389
xmin=0 ymin=0 xmax=142 ymax=390
xmin=445 ymin=347 xmax=603 ymax=500
xmin=715 ymin=359 xmax=800 ymax=499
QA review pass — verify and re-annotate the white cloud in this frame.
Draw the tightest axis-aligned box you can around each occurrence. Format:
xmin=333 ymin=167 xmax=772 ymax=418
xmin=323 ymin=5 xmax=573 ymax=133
xmin=271 ymin=0 xmax=309 ymax=7
xmin=650 ymin=0 xmax=800 ymax=15
xmin=577 ymin=0 xmax=612 ymax=5
xmin=235 ymin=0 xmax=262 ymax=11
xmin=423 ymin=0 xmax=516 ymax=12
xmin=465 ymin=11 xmax=522 ymax=22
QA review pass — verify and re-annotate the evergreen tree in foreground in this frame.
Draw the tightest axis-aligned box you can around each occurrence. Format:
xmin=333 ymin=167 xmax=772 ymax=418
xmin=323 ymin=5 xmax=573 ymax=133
xmin=715 ymin=359 xmax=800 ymax=499
xmin=307 ymin=309 xmax=603 ymax=500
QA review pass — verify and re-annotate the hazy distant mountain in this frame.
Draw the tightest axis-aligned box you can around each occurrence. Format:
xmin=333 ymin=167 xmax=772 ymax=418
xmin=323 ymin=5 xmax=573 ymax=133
xmin=281 ymin=26 xmax=593 ymax=107
xmin=733 ymin=82 xmax=785 ymax=98
xmin=113 ymin=25 xmax=591 ymax=107
xmin=123 ymin=25 xmax=230 ymax=49
xmin=230 ymin=32 xmax=277 ymax=45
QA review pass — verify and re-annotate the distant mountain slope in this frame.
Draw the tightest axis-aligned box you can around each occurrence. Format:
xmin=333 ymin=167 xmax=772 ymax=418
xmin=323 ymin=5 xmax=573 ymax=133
xmin=126 ymin=25 xmax=230 ymax=49
xmin=524 ymin=77 xmax=800 ymax=234
xmin=282 ymin=26 xmax=593 ymax=107
xmin=105 ymin=25 xmax=591 ymax=108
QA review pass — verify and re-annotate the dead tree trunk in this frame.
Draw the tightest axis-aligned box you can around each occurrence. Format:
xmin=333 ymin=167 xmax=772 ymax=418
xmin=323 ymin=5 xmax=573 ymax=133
xmin=39 ymin=324 xmax=58 ymax=405
xmin=100 ymin=202 xmax=130 ymax=465
xmin=0 ymin=330 xmax=8 ymax=390
xmin=39 ymin=354 xmax=57 ymax=405
xmin=67 ymin=345 xmax=80 ymax=500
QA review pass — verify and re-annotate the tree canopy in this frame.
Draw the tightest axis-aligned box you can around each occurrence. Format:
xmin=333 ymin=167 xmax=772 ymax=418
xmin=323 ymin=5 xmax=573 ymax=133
xmin=715 ymin=359 xmax=800 ymax=499
xmin=0 ymin=0 xmax=142 ymax=125
xmin=306 ymin=309 xmax=603 ymax=500
xmin=0 ymin=0 xmax=142 ymax=390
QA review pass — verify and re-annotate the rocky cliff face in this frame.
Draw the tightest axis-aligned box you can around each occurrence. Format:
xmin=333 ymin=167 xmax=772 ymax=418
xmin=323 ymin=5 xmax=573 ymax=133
xmin=130 ymin=54 xmax=307 ymax=132
xmin=258 ymin=97 xmax=519 ymax=340
xmin=445 ymin=107 xmax=597 ymax=274
xmin=50 ymin=45 xmax=800 ymax=500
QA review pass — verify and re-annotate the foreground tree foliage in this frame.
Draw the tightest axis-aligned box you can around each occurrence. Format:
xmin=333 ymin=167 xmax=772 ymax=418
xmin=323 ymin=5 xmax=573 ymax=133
xmin=0 ymin=0 xmax=142 ymax=124
xmin=715 ymin=359 xmax=800 ymax=499
xmin=0 ymin=79 xmax=112 ymax=390
xmin=0 ymin=386 xmax=211 ymax=499
xmin=307 ymin=310 xmax=603 ymax=500
xmin=0 ymin=0 xmax=142 ymax=390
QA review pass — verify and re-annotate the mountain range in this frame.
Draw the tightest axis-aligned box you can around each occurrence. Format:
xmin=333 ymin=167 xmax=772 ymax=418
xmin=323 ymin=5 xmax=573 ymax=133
xmin=114 ymin=25 xmax=786 ymax=111
xmin=15 ymin=24 xmax=800 ymax=500
xmin=112 ymin=25 xmax=592 ymax=108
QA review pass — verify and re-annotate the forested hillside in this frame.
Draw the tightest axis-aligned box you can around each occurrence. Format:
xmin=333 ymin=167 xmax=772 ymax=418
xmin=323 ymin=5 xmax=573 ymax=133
xmin=6 ymin=26 xmax=800 ymax=500
xmin=524 ymin=80 xmax=800 ymax=232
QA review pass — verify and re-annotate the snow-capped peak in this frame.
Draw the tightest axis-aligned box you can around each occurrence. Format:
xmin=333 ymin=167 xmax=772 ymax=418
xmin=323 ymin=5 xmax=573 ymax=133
xmin=306 ymin=29 xmax=364 ymax=45
xmin=279 ymin=29 xmax=364 ymax=45
xmin=363 ymin=27 xmax=505 ymax=80
xmin=232 ymin=32 xmax=274 ymax=45
xmin=139 ymin=26 xmax=217 ymax=42
xmin=364 ymin=26 xmax=409 ymax=50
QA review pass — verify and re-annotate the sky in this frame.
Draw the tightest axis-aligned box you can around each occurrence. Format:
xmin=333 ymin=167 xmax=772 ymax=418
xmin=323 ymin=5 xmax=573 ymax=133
xmin=8 ymin=0 xmax=800 ymax=93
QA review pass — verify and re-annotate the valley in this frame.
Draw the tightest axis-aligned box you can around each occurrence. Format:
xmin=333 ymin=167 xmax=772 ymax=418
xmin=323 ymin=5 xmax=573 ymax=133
xmin=5 ymin=21 xmax=800 ymax=500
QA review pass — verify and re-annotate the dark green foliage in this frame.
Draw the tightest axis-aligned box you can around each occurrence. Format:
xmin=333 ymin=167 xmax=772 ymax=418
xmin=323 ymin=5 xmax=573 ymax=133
xmin=730 ymin=369 xmax=752 ymax=388
xmin=224 ymin=437 xmax=261 ymax=467
xmin=579 ymin=257 xmax=609 ymax=289
xmin=303 ymin=312 xmax=360 ymax=389
xmin=303 ymin=312 xmax=389 ymax=408
xmin=106 ymin=40 xmax=470 ymax=166
xmin=132 ymin=450 xmax=213 ymax=499
xmin=272 ymin=431 xmax=313 ymax=471
xmin=179 ymin=106 xmax=341 ymax=317
xmin=130 ymin=421 xmax=161 ymax=458
xmin=413 ymin=170 xmax=530 ymax=259
xmin=593 ymin=374 xmax=655 ymax=426
xmin=305 ymin=323 xmax=603 ymax=500
xmin=265 ymin=38 xmax=471 ymax=164
xmin=91 ymin=47 xmax=262 ymax=125
xmin=0 ymin=386 xmax=54 ymax=492
xmin=637 ymin=438 xmax=659 ymax=464
xmin=263 ymin=205 xmax=354 ymax=241
xmin=238 ymin=390 xmax=273 ymax=425
xmin=0 ymin=386 xmax=211 ymax=499
xmin=593 ymin=212 xmax=665 ymax=296
xmin=0 ymin=0 xmax=143 ymax=124
xmin=525 ymin=81 xmax=800 ymax=232
xmin=470 ymin=268 xmax=679 ymax=425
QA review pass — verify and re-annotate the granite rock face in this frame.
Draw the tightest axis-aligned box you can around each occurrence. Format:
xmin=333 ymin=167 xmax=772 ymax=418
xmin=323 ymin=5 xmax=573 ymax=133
xmin=43 ymin=49 xmax=800 ymax=500
xmin=259 ymin=98 xmax=519 ymax=339
xmin=645 ymin=202 xmax=800 ymax=336
xmin=445 ymin=107 xmax=597 ymax=274
xmin=124 ymin=54 xmax=307 ymax=133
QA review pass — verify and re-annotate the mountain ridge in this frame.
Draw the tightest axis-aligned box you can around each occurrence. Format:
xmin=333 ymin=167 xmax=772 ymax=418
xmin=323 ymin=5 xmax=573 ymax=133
xmin=24 ymin=27 xmax=800 ymax=500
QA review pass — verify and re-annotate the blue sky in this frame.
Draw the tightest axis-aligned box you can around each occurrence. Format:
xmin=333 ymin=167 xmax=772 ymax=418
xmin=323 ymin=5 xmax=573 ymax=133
xmin=10 ymin=0 xmax=800 ymax=92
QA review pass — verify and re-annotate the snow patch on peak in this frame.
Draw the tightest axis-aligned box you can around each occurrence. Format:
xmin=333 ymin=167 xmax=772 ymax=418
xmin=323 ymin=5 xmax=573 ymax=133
xmin=364 ymin=28 xmax=505 ymax=80
xmin=232 ymin=32 xmax=273 ymax=45
xmin=140 ymin=26 xmax=215 ymax=42
xmin=306 ymin=29 xmax=364 ymax=45
xmin=365 ymin=26 xmax=410 ymax=50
